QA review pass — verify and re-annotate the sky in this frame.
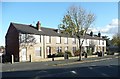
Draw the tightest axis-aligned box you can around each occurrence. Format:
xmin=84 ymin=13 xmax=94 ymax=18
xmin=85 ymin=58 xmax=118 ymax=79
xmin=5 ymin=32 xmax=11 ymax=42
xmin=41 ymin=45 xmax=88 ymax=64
xmin=0 ymin=1 xmax=119 ymax=46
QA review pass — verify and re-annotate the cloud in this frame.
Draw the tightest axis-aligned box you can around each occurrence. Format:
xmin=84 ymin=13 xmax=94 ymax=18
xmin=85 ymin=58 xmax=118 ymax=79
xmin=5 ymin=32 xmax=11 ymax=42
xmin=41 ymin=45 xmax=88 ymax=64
xmin=88 ymin=18 xmax=119 ymax=34
xmin=87 ymin=18 xmax=119 ymax=39
xmin=101 ymin=19 xmax=118 ymax=33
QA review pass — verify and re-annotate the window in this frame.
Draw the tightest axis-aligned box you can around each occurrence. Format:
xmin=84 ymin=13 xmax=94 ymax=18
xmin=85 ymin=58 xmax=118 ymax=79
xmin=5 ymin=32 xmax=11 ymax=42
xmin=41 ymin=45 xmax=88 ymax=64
xmin=46 ymin=36 xmax=51 ymax=43
xmin=33 ymin=35 xmax=41 ymax=43
xmin=46 ymin=46 xmax=51 ymax=55
xmin=99 ymin=40 xmax=100 ymax=45
xmin=56 ymin=37 xmax=61 ymax=43
xmin=102 ymin=40 xmax=104 ymax=45
xmin=102 ymin=47 xmax=104 ymax=52
xmin=72 ymin=38 xmax=76 ymax=44
xmin=73 ymin=47 xmax=76 ymax=53
xmin=65 ymin=46 xmax=68 ymax=51
xmin=57 ymin=47 xmax=62 ymax=53
xmin=40 ymin=35 xmax=41 ymax=43
xmin=21 ymin=34 xmax=26 ymax=43
xmin=85 ymin=39 xmax=87 ymax=45
xmin=35 ymin=47 xmax=42 ymax=56
xmin=64 ymin=37 xmax=68 ymax=44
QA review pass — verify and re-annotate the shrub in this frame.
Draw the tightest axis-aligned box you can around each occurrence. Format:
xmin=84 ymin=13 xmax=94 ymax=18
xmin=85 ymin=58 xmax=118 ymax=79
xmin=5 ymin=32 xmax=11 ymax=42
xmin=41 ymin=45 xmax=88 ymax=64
xmin=56 ymin=52 xmax=64 ymax=57
xmin=106 ymin=51 xmax=114 ymax=55
xmin=74 ymin=49 xmax=80 ymax=56
xmin=65 ymin=51 xmax=72 ymax=57
xmin=2 ymin=54 xmax=11 ymax=63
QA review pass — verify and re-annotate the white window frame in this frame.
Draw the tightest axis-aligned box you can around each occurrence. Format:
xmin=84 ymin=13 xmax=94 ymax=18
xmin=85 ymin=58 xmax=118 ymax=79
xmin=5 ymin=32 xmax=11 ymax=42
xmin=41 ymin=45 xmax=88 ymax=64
xmin=35 ymin=47 xmax=42 ymax=56
xmin=56 ymin=37 xmax=61 ymax=44
xmin=46 ymin=36 xmax=51 ymax=43
xmin=64 ymin=37 xmax=68 ymax=44
xmin=72 ymin=38 xmax=76 ymax=44
xmin=57 ymin=47 xmax=62 ymax=53
xmin=65 ymin=46 xmax=68 ymax=51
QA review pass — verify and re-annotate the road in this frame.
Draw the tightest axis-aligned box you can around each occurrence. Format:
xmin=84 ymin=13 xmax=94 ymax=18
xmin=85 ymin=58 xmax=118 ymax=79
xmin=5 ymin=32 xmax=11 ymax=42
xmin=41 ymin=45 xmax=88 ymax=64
xmin=1 ymin=55 xmax=120 ymax=79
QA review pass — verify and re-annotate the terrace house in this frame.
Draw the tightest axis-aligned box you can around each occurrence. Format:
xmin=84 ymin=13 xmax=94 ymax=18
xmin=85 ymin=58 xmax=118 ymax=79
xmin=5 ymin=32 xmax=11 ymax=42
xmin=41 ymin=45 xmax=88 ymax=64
xmin=5 ymin=21 xmax=106 ymax=62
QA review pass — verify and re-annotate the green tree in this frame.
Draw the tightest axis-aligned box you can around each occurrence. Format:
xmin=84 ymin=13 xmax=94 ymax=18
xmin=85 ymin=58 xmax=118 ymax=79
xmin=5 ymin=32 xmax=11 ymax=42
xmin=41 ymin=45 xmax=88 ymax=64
xmin=59 ymin=5 xmax=95 ymax=61
xmin=111 ymin=34 xmax=120 ymax=48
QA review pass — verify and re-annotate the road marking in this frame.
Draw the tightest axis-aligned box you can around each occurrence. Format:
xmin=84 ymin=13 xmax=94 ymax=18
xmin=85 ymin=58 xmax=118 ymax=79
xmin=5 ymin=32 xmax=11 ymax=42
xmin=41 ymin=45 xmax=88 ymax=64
xmin=88 ymin=67 xmax=93 ymax=69
xmin=91 ymin=65 xmax=96 ymax=66
xmin=101 ymin=73 xmax=110 ymax=77
xmin=38 ymin=71 xmax=47 ymax=73
xmin=70 ymin=71 xmax=77 ymax=74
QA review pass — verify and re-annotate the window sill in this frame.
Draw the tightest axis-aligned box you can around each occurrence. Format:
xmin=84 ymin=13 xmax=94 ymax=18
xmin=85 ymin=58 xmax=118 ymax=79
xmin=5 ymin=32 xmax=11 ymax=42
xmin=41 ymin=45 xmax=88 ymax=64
xmin=64 ymin=43 xmax=68 ymax=44
xmin=56 ymin=43 xmax=61 ymax=44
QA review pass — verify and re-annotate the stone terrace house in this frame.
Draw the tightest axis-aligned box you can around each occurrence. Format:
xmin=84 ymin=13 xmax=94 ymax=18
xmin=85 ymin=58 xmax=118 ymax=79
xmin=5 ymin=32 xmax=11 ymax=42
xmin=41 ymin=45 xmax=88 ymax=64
xmin=5 ymin=21 xmax=106 ymax=62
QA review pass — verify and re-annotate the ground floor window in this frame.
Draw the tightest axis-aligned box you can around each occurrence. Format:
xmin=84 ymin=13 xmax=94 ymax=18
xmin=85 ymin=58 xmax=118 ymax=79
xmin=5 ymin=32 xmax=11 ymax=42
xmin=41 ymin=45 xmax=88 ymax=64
xmin=72 ymin=47 xmax=76 ymax=53
xmin=102 ymin=47 xmax=104 ymax=52
xmin=64 ymin=46 xmax=68 ymax=51
xmin=46 ymin=46 xmax=51 ymax=55
xmin=35 ymin=47 xmax=42 ymax=56
xmin=57 ymin=47 xmax=62 ymax=53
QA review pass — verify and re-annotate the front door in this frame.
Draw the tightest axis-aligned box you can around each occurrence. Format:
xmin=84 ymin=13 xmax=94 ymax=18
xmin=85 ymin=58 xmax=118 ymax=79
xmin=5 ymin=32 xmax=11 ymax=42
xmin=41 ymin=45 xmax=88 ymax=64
xmin=21 ymin=48 xmax=27 ymax=61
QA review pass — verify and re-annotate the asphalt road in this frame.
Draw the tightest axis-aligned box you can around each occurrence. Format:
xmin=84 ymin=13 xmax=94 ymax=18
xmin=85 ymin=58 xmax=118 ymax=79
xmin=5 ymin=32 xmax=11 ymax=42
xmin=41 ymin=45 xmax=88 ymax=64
xmin=1 ymin=55 xmax=120 ymax=79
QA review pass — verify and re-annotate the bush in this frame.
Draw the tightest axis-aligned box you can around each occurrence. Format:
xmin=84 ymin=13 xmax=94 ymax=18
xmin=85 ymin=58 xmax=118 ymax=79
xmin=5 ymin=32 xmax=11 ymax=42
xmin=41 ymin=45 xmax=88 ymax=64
xmin=2 ymin=54 xmax=11 ymax=63
xmin=65 ymin=51 xmax=72 ymax=57
xmin=56 ymin=52 xmax=64 ymax=57
xmin=74 ymin=49 xmax=80 ymax=56
xmin=106 ymin=51 xmax=114 ymax=55
xmin=47 ymin=54 xmax=52 ymax=58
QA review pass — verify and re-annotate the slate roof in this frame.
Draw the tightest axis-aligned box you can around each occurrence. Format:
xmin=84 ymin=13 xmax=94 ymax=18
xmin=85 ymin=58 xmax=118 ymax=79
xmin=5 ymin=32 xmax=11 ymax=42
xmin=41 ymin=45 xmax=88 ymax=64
xmin=11 ymin=22 xmax=105 ymax=40
xmin=11 ymin=23 xmax=45 ymax=35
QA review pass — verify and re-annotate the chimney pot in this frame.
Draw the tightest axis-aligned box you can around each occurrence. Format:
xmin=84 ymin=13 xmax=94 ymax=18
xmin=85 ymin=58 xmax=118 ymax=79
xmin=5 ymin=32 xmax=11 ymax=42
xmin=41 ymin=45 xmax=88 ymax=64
xmin=36 ymin=21 xmax=41 ymax=31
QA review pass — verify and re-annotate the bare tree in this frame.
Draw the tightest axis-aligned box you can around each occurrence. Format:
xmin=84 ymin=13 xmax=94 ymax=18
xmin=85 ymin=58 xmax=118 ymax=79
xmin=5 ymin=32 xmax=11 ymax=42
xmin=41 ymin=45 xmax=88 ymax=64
xmin=19 ymin=33 xmax=36 ymax=50
xmin=59 ymin=5 xmax=95 ymax=61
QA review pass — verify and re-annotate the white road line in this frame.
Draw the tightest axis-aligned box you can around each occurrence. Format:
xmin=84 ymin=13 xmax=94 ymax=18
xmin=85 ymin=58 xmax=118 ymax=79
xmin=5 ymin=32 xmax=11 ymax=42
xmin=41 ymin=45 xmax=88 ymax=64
xmin=89 ymin=67 xmax=93 ymax=70
xmin=70 ymin=71 xmax=77 ymax=74
xmin=91 ymin=65 xmax=96 ymax=66
xmin=40 ymin=70 xmax=71 ymax=77
xmin=101 ymin=73 xmax=110 ymax=77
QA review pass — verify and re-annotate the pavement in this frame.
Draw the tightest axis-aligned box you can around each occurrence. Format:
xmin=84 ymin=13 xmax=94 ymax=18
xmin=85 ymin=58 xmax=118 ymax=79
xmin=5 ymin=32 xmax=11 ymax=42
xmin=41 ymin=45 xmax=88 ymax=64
xmin=1 ymin=55 xmax=119 ymax=72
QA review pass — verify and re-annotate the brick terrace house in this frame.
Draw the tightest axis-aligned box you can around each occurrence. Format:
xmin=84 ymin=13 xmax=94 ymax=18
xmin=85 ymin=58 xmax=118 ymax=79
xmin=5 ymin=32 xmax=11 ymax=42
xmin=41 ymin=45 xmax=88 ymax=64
xmin=5 ymin=21 xmax=106 ymax=62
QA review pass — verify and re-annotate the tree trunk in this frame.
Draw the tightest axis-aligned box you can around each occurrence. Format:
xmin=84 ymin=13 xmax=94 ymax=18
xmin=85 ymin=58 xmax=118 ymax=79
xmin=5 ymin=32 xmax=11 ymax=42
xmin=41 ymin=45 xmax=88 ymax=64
xmin=78 ymin=38 xmax=82 ymax=61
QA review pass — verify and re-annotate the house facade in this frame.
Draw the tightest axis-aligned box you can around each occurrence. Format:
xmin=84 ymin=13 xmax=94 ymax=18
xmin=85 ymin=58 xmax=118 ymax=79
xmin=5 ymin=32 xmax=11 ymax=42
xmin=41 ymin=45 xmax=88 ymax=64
xmin=6 ymin=21 xmax=106 ymax=62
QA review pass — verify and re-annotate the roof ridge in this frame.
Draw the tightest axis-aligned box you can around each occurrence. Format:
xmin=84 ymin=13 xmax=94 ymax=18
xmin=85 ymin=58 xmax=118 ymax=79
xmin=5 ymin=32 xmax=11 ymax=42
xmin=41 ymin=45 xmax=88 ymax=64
xmin=11 ymin=22 xmax=31 ymax=26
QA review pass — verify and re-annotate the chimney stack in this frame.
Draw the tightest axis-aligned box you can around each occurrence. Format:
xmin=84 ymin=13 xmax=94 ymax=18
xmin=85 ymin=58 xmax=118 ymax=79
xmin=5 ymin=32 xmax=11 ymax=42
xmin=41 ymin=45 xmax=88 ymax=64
xmin=36 ymin=21 xmax=41 ymax=31
xmin=98 ymin=31 xmax=101 ymax=37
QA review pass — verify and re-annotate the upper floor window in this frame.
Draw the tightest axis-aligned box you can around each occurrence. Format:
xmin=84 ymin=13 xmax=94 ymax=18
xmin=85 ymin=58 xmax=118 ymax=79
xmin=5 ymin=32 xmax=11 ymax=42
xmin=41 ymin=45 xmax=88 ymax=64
xmin=85 ymin=39 xmax=87 ymax=45
xmin=33 ymin=35 xmax=41 ymax=43
xmin=72 ymin=38 xmax=76 ymax=44
xmin=56 ymin=37 xmax=61 ymax=44
xmin=99 ymin=40 xmax=100 ymax=45
xmin=102 ymin=40 xmax=104 ymax=45
xmin=46 ymin=36 xmax=51 ymax=43
xmin=40 ymin=35 xmax=41 ymax=43
xmin=64 ymin=37 xmax=68 ymax=44
xmin=19 ymin=34 xmax=37 ymax=44
xmin=20 ymin=34 xmax=26 ymax=43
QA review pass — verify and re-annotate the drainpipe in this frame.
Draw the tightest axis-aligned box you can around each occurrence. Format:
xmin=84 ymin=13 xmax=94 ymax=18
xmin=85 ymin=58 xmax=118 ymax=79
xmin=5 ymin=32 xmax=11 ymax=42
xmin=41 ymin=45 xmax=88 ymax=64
xmin=43 ymin=35 xmax=46 ymax=58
